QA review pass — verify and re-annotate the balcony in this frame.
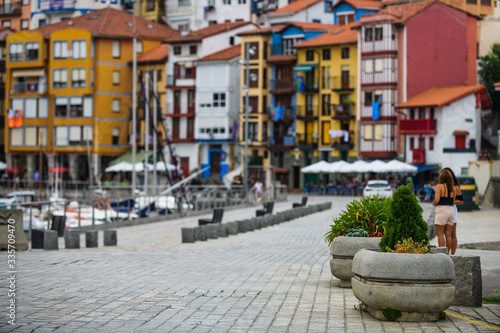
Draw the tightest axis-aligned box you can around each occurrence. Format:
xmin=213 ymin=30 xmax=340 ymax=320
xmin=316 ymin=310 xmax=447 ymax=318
xmin=0 ymin=3 xmax=21 ymax=16
xmin=271 ymin=135 xmax=295 ymax=148
xmin=270 ymin=79 xmax=294 ymax=94
xmin=331 ymin=75 xmax=355 ymax=91
xmin=399 ymin=118 xmax=437 ymax=134
xmin=331 ymin=103 xmax=355 ymax=119
xmin=167 ymin=72 xmax=196 ymax=87
xmin=295 ymin=133 xmax=317 ymax=150
xmin=39 ymin=0 xmax=74 ymax=10
xmin=412 ymin=148 xmax=425 ymax=164
xmin=165 ymin=103 xmax=195 ymax=117
xmin=330 ymin=136 xmax=354 ymax=150
xmin=304 ymin=81 xmax=319 ymax=93
xmin=296 ymin=105 xmax=318 ymax=120
xmin=11 ymin=82 xmax=47 ymax=94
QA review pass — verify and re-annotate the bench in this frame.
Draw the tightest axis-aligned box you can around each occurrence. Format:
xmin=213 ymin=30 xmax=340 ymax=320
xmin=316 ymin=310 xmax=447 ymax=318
xmin=256 ymin=202 xmax=274 ymax=217
xmin=292 ymin=196 xmax=308 ymax=208
xmin=198 ymin=208 xmax=224 ymax=226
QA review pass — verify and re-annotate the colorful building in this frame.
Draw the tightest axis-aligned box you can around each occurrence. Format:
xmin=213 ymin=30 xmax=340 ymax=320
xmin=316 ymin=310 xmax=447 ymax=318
xmin=356 ymin=0 xmax=478 ymax=162
xmin=330 ymin=0 xmax=381 ymax=25
xmin=294 ymin=24 xmax=358 ymax=188
xmin=264 ymin=0 xmax=335 ymax=26
xmin=4 ymin=8 xmax=179 ymax=182
xmin=0 ymin=0 xmax=31 ymax=31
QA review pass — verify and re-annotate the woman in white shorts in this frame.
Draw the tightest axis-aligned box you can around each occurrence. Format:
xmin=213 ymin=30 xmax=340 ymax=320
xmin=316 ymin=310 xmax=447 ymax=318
xmin=442 ymin=168 xmax=463 ymax=255
xmin=433 ymin=170 xmax=455 ymax=253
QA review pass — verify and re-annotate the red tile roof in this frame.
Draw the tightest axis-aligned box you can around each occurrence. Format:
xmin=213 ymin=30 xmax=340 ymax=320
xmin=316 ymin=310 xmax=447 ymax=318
xmin=396 ymin=85 xmax=485 ymax=108
xmin=197 ymin=44 xmax=241 ymax=61
xmin=331 ymin=0 xmax=382 ymax=11
xmin=453 ymin=130 xmax=469 ymax=135
xmin=238 ymin=22 xmax=338 ymax=36
xmin=269 ymin=0 xmax=323 ymax=15
xmin=294 ymin=23 xmax=357 ymax=48
xmin=166 ymin=21 xmax=256 ymax=43
xmin=137 ymin=44 xmax=169 ymax=64
xmin=237 ymin=25 xmax=286 ymax=36
xmin=33 ymin=8 xmax=180 ymax=39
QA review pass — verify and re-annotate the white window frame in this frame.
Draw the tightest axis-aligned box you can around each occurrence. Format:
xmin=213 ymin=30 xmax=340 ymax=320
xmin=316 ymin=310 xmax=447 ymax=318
xmin=53 ymin=68 xmax=68 ymax=88
xmin=112 ymin=71 xmax=120 ymax=85
xmin=374 ymin=58 xmax=383 ymax=72
xmin=71 ymin=68 xmax=86 ymax=88
xmin=213 ymin=93 xmax=226 ymax=107
xmin=112 ymin=40 xmax=120 ymax=58
xmin=9 ymin=43 xmax=23 ymax=61
xmin=365 ymin=59 xmax=373 ymax=73
xmin=53 ymin=41 xmax=68 ymax=59
xmin=112 ymin=98 xmax=120 ymax=112
xmin=72 ymin=40 xmax=87 ymax=59
xmin=24 ymin=42 xmax=39 ymax=61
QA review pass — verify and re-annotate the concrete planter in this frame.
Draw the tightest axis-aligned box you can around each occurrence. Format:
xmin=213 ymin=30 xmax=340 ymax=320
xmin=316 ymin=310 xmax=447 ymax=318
xmin=329 ymin=236 xmax=381 ymax=288
xmin=352 ymin=249 xmax=455 ymax=321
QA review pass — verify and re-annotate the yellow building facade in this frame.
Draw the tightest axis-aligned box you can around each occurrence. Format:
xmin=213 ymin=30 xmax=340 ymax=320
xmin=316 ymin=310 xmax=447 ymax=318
xmin=4 ymin=8 xmax=178 ymax=181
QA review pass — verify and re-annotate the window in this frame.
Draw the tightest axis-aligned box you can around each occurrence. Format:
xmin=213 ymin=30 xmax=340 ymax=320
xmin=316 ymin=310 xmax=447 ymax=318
xmin=321 ymin=94 xmax=330 ymax=116
xmin=53 ymin=69 xmax=68 ymax=88
xmin=418 ymin=108 xmax=425 ymax=119
xmin=341 ymin=47 xmax=349 ymax=59
xmin=306 ymin=50 xmax=314 ymax=61
xmin=391 ymin=58 xmax=396 ymax=72
xmin=430 ymin=108 xmax=435 ymax=119
xmin=91 ymin=40 xmax=95 ymax=59
xmin=324 ymin=0 xmax=332 ymax=12
xmin=322 ymin=49 xmax=330 ymax=60
xmin=3 ymin=20 xmax=11 ymax=27
xmin=23 ymin=42 xmax=39 ymax=61
xmin=12 ymin=98 xmax=48 ymax=118
xmin=238 ymin=0 xmax=245 ymax=3
xmin=53 ymin=41 xmax=68 ymax=59
xmin=337 ymin=13 xmax=354 ymax=25
xmin=374 ymin=90 xmax=382 ymax=103
xmin=112 ymin=71 xmax=120 ymax=85
xmin=247 ymin=68 xmax=259 ymax=88
xmin=229 ymin=36 xmax=235 ymax=45
xmin=90 ymin=68 xmax=94 ymax=88
xmin=178 ymin=23 xmax=189 ymax=31
xmin=22 ymin=0 xmax=30 ymax=5
xmin=113 ymin=99 xmax=120 ymax=112
xmin=374 ymin=124 xmax=382 ymax=141
xmin=38 ymin=19 xmax=47 ymax=27
xmin=55 ymin=97 xmax=68 ymax=117
xmin=213 ymin=93 xmax=226 ymax=107
xmin=55 ymin=96 xmax=92 ymax=117
xmin=21 ymin=19 xmax=28 ymax=30
xmin=112 ymin=128 xmax=120 ymax=145
xmin=223 ymin=0 xmax=231 ymax=4
xmin=9 ymin=43 xmax=23 ymax=61
xmin=146 ymin=0 xmax=155 ymax=11
xmin=72 ymin=40 xmax=87 ymax=59
xmin=410 ymin=137 xmax=415 ymax=149
xmin=364 ymin=92 xmax=373 ymax=106
xmin=157 ymin=69 xmax=162 ymax=82
xmin=173 ymin=46 xmax=181 ymax=55
xmin=112 ymin=41 xmax=120 ymax=58
xmin=11 ymin=127 xmax=47 ymax=147
xmin=208 ymin=20 xmax=217 ymax=26
xmin=365 ymin=59 xmax=373 ymax=73
xmin=69 ymin=97 xmax=84 ymax=117
xmin=190 ymin=45 xmax=197 ymax=55
xmin=375 ymin=26 xmax=383 ymax=40
xmin=365 ymin=27 xmax=373 ymax=41
xmin=263 ymin=67 xmax=267 ymax=89
xmin=262 ymin=121 xmax=267 ymax=141
xmin=246 ymin=42 xmax=259 ymax=60
xmin=429 ymin=137 xmax=434 ymax=151
xmin=178 ymin=0 xmax=190 ymax=6
xmin=55 ymin=126 xmax=92 ymax=146
xmin=0 ymin=46 xmax=5 ymax=60
xmin=374 ymin=59 xmax=383 ymax=72
xmin=71 ymin=68 xmax=86 ymax=88
xmin=419 ymin=137 xmax=425 ymax=148
xmin=282 ymin=37 xmax=303 ymax=55
xmin=364 ymin=125 xmax=373 ymax=141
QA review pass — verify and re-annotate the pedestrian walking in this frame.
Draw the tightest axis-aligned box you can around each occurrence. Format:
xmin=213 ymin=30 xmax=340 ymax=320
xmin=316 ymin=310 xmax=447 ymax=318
xmin=441 ymin=167 xmax=463 ymax=255
xmin=252 ymin=179 xmax=264 ymax=203
xmin=433 ymin=169 xmax=455 ymax=253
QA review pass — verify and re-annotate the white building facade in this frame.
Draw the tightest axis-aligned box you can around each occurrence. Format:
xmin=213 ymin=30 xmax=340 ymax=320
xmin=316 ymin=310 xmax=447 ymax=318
xmin=264 ymin=0 xmax=334 ymax=26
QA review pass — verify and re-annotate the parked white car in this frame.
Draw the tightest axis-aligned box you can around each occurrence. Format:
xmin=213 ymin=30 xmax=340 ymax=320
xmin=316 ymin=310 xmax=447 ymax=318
xmin=363 ymin=180 xmax=393 ymax=198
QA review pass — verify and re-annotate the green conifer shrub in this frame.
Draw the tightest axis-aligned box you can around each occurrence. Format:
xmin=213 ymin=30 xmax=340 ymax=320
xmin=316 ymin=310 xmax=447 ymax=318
xmin=379 ymin=184 xmax=429 ymax=251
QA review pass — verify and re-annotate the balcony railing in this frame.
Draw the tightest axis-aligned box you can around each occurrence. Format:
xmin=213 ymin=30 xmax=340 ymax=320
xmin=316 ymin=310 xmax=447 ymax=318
xmin=11 ymin=82 xmax=47 ymax=94
xmin=270 ymin=79 xmax=294 ymax=92
xmin=270 ymin=106 xmax=295 ymax=121
xmin=412 ymin=148 xmax=425 ymax=164
xmin=271 ymin=135 xmax=295 ymax=146
xmin=399 ymin=118 xmax=437 ymax=134
xmin=269 ymin=44 xmax=296 ymax=56
xmin=330 ymin=75 xmax=355 ymax=91
xmin=295 ymin=133 xmax=317 ymax=147
xmin=296 ymin=105 xmax=318 ymax=118
xmin=331 ymin=103 xmax=355 ymax=118
xmin=0 ymin=3 xmax=21 ymax=16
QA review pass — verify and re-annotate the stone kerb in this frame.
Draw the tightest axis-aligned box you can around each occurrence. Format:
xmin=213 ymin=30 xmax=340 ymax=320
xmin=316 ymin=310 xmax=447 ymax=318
xmin=182 ymin=228 xmax=196 ymax=243
xmin=217 ymin=224 xmax=228 ymax=238
xmin=43 ymin=230 xmax=59 ymax=251
xmin=254 ymin=217 xmax=262 ymax=230
xmin=237 ymin=220 xmax=247 ymax=233
xmin=194 ymin=226 xmax=207 ymax=241
xmin=245 ymin=219 xmax=255 ymax=232
xmin=205 ymin=225 xmax=218 ymax=239
xmin=330 ymin=237 xmax=381 ymax=288
xmin=352 ymin=249 xmax=455 ymax=321
xmin=64 ymin=229 xmax=80 ymax=249
xmin=226 ymin=222 xmax=238 ymax=235
xmin=450 ymin=255 xmax=482 ymax=307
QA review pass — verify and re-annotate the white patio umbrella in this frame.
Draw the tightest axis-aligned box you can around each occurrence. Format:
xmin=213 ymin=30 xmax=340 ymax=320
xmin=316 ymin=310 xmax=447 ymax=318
xmin=0 ymin=161 xmax=7 ymax=170
xmin=357 ymin=160 xmax=388 ymax=173
xmin=325 ymin=160 xmax=352 ymax=173
xmin=105 ymin=161 xmax=133 ymax=172
xmin=346 ymin=160 xmax=370 ymax=173
xmin=153 ymin=161 xmax=180 ymax=172
xmin=384 ymin=160 xmax=418 ymax=173
xmin=300 ymin=160 xmax=331 ymax=173
xmin=134 ymin=163 xmax=153 ymax=172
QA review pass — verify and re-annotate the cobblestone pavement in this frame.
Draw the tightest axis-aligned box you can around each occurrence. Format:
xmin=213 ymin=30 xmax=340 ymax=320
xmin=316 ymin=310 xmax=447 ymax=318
xmin=1 ymin=195 xmax=499 ymax=332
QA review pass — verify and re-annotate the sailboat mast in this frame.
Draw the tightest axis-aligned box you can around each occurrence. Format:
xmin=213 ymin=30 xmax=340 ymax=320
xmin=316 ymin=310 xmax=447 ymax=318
xmin=145 ymin=71 xmax=150 ymax=194
xmin=153 ymin=70 xmax=158 ymax=195
xmin=132 ymin=35 xmax=137 ymax=194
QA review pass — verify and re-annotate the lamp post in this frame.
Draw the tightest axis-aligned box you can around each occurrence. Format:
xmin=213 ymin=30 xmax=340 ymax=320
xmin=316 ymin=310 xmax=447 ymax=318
xmin=243 ymin=43 xmax=256 ymax=197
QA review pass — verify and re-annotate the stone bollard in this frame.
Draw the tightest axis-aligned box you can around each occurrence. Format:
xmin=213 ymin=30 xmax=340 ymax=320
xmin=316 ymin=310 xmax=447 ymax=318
xmin=85 ymin=230 xmax=98 ymax=248
xmin=205 ymin=225 xmax=218 ymax=239
xmin=217 ymin=224 xmax=228 ymax=238
xmin=43 ymin=230 xmax=59 ymax=251
xmin=104 ymin=229 xmax=118 ymax=246
xmin=64 ymin=229 xmax=80 ymax=249
xmin=181 ymin=228 xmax=196 ymax=243
xmin=254 ymin=217 xmax=262 ymax=230
xmin=237 ymin=220 xmax=247 ymax=233
xmin=194 ymin=226 xmax=207 ymax=241
xmin=226 ymin=222 xmax=238 ymax=235
xmin=246 ymin=219 xmax=255 ymax=232
xmin=450 ymin=255 xmax=482 ymax=307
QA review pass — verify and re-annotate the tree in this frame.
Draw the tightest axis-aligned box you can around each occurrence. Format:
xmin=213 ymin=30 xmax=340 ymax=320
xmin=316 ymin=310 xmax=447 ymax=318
xmin=478 ymin=44 xmax=500 ymax=132
xmin=379 ymin=184 xmax=429 ymax=251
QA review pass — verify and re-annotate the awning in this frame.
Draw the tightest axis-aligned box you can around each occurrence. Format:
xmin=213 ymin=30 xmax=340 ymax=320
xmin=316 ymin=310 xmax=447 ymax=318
xmin=294 ymin=64 xmax=317 ymax=72
xmin=109 ymin=150 xmax=154 ymax=166
xmin=414 ymin=164 xmax=440 ymax=172
xmin=12 ymin=69 xmax=45 ymax=77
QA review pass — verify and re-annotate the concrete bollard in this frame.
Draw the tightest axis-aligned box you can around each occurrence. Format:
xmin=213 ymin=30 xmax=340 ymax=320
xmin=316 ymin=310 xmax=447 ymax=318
xmin=64 ymin=229 xmax=80 ymax=249
xmin=43 ymin=230 xmax=59 ymax=251
xmin=226 ymin=222 xmax=238 ymax=235
xmin=85 ymin=230 xmax=98 ymax=248
xmin=217 ymin=224 xmax=228 ymax=238
xmin=450 ymin=255 xmax=482 ymax=307
xmin=181 ymin=228 xmax=196 ymax=243
xmin=245 ymin=219 xmax=255 ymax=232
xmin=194 ymin=226 xmax=207 ymax=241
xmin=205 ymin=225 xmax=218 ymax=239
xmin=254 ymin=217 xmax=262 ymax=230
xmin=104 ymin=229 xmax=117 ymax=246
xmin=237 ymin=220 xmax=247 ymax=233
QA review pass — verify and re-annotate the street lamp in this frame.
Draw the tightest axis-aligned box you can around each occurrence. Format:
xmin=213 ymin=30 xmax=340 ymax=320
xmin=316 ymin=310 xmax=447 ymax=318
xmin=242 ymin=43 xmax=256 ymax=196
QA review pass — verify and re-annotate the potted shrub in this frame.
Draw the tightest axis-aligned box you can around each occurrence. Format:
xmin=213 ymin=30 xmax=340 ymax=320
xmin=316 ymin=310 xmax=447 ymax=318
xmin=325 ymin=195 xmax=390 ymax=287
xmin=351 ymin=185 xmax=455 ymax=321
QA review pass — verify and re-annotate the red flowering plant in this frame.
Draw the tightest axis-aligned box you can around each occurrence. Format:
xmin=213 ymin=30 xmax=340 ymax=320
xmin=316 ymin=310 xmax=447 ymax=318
xmin=325 ymin=195 xmax=390 ymax=246
xmin=385 ymin=238 xmax=432 ymax=254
